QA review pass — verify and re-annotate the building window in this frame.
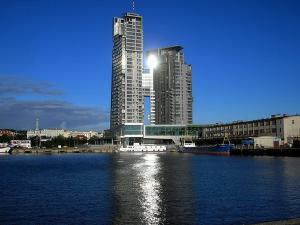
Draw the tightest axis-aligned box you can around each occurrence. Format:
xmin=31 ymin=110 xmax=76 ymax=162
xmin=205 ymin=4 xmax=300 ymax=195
xmin=292 ymin=120 xmax=295 ymax=124
xmin=260 ymin=129 xmax=264 ymax=134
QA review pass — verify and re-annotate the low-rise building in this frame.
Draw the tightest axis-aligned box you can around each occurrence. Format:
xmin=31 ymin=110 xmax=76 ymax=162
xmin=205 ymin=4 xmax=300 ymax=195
xmin=27 ymin=129 xmax=100 ymax=140
xmin=112 ymin=123 xmax=202 ymax=145
xmin=144 ymin=124 xmax=202 ymax=145
xmin=0 ymin=129 xmax=16 ymax=137
xmin=202 ymin=114 xmax=300 ymax=144
xmin=110 ymin=115 xmax=300 ymax=145
xmin=68 ymin=131 xmax=99 ymax=140
xmin=27 ymin=129 xmax=66 ymax=139
xmin=0 ymin=143 xmax=8 ymax=147
xmin=242 ymin=136 xmax=283 ymax=149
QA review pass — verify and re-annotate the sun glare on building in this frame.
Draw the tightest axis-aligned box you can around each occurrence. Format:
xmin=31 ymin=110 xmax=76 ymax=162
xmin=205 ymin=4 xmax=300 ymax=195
xmin=147 ymin=54 xmax=158 ymax=69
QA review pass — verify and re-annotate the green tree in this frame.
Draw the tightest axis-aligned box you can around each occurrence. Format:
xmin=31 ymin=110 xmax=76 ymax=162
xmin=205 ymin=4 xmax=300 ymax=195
xmin=0 ymin=134 xmax=10 ymax=143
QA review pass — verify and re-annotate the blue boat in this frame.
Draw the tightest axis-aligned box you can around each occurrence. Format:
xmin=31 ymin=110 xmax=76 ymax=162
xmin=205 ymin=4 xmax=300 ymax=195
xmin=179 ymin=135 xmax=234 ymax=155
xmin=178 ymin=143 xmax=234 ymax=155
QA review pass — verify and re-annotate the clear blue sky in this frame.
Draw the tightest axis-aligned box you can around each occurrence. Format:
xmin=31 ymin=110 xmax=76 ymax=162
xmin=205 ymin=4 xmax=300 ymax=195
xmin=0 ymin=0 xmax=299 ymax=130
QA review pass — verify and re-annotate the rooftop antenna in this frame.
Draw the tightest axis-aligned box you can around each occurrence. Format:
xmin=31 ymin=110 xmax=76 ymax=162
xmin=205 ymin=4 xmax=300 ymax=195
xmin=35 ymin=118 xmax=39 ymax=131
xmin=132 ymin=0 xmax=135 ymax=11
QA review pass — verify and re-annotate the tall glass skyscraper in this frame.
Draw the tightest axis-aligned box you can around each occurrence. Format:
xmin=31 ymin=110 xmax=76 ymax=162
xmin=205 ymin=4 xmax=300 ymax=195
xmin=110 ymin=12 xmax=192 ymax=144
xmin=110 ymin=13 xmax=144 ymax=130
xmin=147 ymin=46 xmax=193 ymax=125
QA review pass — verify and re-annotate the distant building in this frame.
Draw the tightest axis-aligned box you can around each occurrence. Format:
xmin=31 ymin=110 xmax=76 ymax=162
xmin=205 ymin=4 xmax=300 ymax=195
xmin=0 ymin=143 xmax=8 ymax=147
xmin=68 ymin=131 xmax=99 ymax=140
xmin=202 ymin=115 xmax=300 ymax=144
xmin=27 ymin=129 xmax=66 ymax=139
xmin=147 ymin=46 xmax=192 ymax=125
xmin=0 ymin=129 xmax=16 ymax=137
xmin=27 ymin=129 xmax=100 ymax=140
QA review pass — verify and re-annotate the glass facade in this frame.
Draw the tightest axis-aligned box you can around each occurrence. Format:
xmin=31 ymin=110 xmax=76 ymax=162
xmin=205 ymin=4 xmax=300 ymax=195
xmin=110 ymin=13 xmax=144 ymax=129
xmin=122 ymin=124 xmax=143 ymax=136
xmin=145 ymin=125 xmax=202 ymax=137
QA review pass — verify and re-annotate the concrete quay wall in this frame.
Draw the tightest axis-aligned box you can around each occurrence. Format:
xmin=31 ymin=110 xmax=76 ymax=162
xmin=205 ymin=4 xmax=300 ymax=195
xmin=231 ymin=148 xmax=300 ymax=156
xmin=11 ymin=145 xmax=118 ymax=154
xmin=252 ymin=217 xmax=300 ymax=225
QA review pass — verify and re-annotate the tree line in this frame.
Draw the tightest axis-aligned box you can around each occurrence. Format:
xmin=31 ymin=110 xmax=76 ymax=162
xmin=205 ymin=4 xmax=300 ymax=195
xmin=0 ymin=134 xmax=108 ymax=148
xmin=30 ymin=135 xmax=102 ymax=148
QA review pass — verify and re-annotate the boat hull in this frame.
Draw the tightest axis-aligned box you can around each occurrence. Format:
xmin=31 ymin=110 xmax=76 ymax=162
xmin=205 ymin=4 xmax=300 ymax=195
xmin=0 ymin=147 xmax=11 ymax=154
xmin=119 ymin=144 xmax=166 ymax=152
xmin=178 ymin=144 xmax=233 ymax=155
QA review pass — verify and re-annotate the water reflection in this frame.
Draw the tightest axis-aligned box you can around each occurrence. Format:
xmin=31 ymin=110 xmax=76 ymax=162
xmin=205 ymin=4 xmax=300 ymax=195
xmin=134 ymin=154 xmax=161 ymax=224
xmin=113 ymin=153 xmax=162 ymax=225
xmin=112 ymin=153 xmax=195 ymax=225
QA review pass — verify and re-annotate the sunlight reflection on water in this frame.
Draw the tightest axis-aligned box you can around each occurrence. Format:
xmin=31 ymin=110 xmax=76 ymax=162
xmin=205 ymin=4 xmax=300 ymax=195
xmin=133 ymin=154 xmax=161 ymax=225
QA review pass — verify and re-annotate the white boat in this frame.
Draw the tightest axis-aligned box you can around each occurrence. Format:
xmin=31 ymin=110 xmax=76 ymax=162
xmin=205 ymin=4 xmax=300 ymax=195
xmin=0 ymin=147 xmax=11 ymax=154
xmin=183 ymin=142 xmax=196 ymax=147
xmin=119 ymin=143 xmax=166 ymax=152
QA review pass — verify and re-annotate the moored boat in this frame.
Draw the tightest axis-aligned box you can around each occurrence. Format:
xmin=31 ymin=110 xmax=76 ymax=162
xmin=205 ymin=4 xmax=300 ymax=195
xmin=178 ymin=144 xmax=233 ymax=155
xmin=119 ymin=143 xmax=166 ymax=152
xmin=178 ymin=135 xmax=234 ymax=155
xmin=0 ymin=147 xmax=11 ymax=154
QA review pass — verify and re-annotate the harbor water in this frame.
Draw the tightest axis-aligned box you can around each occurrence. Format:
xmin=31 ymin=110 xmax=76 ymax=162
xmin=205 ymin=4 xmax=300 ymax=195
xmin=1 ymin=153 xmax=300 ymax=225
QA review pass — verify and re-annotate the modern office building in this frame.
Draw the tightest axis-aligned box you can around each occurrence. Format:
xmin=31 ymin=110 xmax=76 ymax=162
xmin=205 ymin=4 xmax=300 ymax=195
xmin=144 ymin=124 xmax=203 ymax=145
xmin=109 ymin=12 xmax=192 ymax=145
xmin=110 ymin=12 xmax=144 ymax=130
xmin=147 ymin=46 xmax=192 ymax=125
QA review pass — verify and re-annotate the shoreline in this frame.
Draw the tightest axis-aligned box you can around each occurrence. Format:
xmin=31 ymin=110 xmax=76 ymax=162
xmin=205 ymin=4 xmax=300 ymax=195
xmin=231 ymin=148 xmax=300 ymax=157
xmin=10 ymin=145 xmax=117 ymax=154
xmin=5 ymin=146 xmax=300 ymax=157
xmin=252 ymin=217 xmax=300 ymax=225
